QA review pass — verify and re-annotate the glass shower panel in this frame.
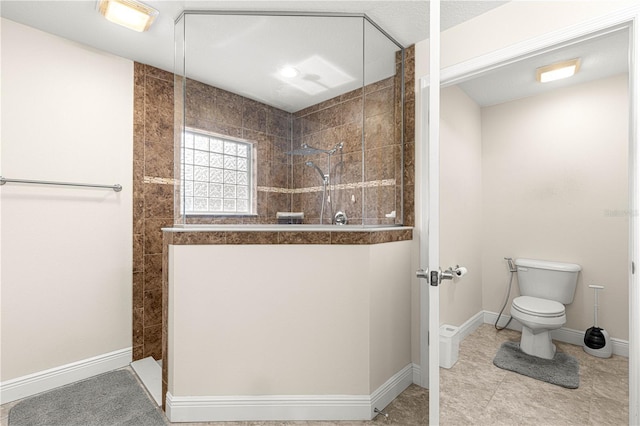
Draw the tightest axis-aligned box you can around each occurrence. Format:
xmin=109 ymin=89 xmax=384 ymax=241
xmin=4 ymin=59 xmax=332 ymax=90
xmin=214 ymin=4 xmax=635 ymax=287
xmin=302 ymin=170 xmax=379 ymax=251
xmin=363 ymin=19 xmax=404 ymax=225
xmin=174 ymin=12 xmax=403 ymax=226
xmin=174 ymin=14 xmax=186 ymax=225
xmin=289 ymin=16 xmax=364 ymax=225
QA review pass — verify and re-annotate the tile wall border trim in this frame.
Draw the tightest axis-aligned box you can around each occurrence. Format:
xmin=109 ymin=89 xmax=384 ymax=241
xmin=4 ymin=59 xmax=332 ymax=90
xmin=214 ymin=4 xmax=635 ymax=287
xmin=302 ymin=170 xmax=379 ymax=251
xmin=163 ymin=228 xmax=413 ymax=245
xmin=165 ymin=363 xmax=413 ymax=422
xmin=258 ymin=179 xmax=397 ymax=194
xmin=0 ymin=347 xmax=132 ymax=404
xmin=142 ymin=175 xmax=396 ymax=194
xmin=143 ymin=176 xmax=176 ymax=185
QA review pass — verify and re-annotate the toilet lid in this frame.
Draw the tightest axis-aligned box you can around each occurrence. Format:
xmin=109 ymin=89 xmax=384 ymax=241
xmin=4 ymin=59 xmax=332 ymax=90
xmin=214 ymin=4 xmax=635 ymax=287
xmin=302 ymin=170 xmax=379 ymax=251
xmin=512 ymin=296 xmax=565 ymax=317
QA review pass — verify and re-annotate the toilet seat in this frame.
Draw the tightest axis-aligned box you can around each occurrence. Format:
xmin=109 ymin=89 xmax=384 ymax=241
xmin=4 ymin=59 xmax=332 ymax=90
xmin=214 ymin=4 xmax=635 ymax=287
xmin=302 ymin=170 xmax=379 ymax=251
xmin=512 ymin=296 xmax=564 ymax=318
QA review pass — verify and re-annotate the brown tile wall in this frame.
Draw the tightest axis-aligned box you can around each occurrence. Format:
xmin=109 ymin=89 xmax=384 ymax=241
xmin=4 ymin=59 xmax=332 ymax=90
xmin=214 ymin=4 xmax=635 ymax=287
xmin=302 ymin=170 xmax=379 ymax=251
xmin=291 ymin=45 xmax=414 ymax=226
xmin=292 ymin=87 xmax=364 ymax=223
xmin=135 ymin=44 xmax=414 ymax=361
xmin=133 ymin=63 xmax=174 ymax=361
xmin=134 ymin=67 xmax=294 ymax=360
xmin=182 ymin=79 xmax=293 ymax=225
xmin=404 ymin=45 xmax=416 ymax=227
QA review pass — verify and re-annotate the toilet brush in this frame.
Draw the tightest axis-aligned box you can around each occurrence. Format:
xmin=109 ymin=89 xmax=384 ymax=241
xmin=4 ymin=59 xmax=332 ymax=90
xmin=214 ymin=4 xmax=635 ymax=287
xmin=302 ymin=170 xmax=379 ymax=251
xmin=583 ymin=285 xmax=612 ymax=358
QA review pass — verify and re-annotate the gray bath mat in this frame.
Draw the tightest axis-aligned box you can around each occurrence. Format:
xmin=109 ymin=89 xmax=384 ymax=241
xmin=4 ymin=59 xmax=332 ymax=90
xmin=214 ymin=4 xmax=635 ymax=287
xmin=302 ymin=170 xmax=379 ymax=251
xmin=493 ymin=341 xmax=579 ymax=389
xmin=9 ymin=369 xmax=167 ymax=426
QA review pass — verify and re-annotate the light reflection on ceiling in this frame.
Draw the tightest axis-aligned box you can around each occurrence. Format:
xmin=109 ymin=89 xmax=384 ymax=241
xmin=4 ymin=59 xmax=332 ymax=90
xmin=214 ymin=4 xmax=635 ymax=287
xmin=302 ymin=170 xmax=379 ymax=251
xmin=273 ymin=55 xmax=357 ymax=96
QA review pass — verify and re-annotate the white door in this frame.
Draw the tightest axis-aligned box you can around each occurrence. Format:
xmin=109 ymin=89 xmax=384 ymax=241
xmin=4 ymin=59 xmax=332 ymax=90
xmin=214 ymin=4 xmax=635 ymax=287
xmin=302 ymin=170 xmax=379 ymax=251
xmin=415 ymin=78 xmax=441 ymax=425
xmin=414 ymin=2 xmax=442 ymax=424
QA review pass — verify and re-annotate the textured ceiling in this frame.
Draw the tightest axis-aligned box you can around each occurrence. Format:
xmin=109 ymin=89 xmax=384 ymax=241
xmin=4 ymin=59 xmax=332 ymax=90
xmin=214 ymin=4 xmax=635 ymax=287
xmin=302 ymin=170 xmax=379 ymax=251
xmin=457 ymin=27 xmax=629 ymax=107
xmin=0 ymin=1 xmax=508 ymax=111
xmin=0 ymin=1 xmax=507 ymax=76
xmin=5 ymin=1 xmax=623 ymax=111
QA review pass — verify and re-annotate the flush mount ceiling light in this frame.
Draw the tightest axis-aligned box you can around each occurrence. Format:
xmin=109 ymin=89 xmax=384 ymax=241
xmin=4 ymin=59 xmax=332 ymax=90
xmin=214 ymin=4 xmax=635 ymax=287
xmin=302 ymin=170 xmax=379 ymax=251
xmin=98 ymin=0 xmax=159 ymax=32
xmin=536 ymin=58 xmax=581 ymax=83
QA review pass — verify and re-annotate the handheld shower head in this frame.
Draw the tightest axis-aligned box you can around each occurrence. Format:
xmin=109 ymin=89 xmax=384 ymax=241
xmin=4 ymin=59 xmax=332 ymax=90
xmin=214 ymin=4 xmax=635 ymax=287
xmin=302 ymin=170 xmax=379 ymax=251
xmin=305 ymin=161 xmax=328 ymax=183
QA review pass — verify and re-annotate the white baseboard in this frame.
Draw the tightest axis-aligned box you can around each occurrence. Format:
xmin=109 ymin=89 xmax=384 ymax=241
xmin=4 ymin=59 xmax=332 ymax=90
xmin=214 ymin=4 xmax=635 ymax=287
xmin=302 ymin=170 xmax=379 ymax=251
xmin=369 ymin=364 xmax=414 ymax=418
xmin=166 ymin=363 xmax=413 ymax=422
xmin=482 ymin=311 xmax=629 ymax=357
xmin=456 ymin=311 xmax=485 ymax=342
xmin=0 ymin=347 xmax=132 ymax=404
xmin=412 ymin=363 xmax=422 ymax=386
xmin=551 ymin=325 xmax=629 ymax=357
xmin=483 ymin=311 xmax=522 ymax=333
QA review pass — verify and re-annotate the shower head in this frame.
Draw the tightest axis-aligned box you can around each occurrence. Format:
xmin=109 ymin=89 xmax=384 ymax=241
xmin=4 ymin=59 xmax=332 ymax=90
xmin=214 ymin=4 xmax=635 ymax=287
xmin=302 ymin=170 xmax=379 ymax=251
xmin=286 ymin=144 xmax=332 ymax=156
xmin=287 ymin=142 xmax=344 ymax=156
xmin=305 ymin=161 xmax=328 ymax=183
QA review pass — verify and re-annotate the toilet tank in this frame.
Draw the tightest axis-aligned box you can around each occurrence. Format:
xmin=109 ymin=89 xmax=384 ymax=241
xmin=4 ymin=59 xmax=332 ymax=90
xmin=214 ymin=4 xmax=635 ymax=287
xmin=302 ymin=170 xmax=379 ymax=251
xmin=515 ymin=258 xmax=581 ymax=304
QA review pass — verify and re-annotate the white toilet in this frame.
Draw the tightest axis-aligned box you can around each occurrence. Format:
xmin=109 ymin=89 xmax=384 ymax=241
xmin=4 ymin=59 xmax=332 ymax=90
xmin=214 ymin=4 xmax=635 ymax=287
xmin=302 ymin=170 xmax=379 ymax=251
xmin=510 ymin=258 xmax=581 ymax=359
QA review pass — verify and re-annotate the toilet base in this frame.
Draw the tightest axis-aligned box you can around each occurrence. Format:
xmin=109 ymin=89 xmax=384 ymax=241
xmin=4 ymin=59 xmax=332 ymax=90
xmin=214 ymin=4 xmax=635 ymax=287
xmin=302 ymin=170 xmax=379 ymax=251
xmin=520 ymin=326 xmax=556 ymax=359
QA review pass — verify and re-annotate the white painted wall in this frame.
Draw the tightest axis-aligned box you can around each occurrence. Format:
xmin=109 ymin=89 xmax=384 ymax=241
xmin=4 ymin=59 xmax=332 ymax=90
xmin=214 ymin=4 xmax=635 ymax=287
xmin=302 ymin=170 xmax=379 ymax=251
xmin=168 ymin=242 xmax=411 ymax=397
xmin=482 ymin=74 xmax=629 ymax=339
xmin=441 ymin=1 xmax=638 ymax=70
xmin=415 ymin=1 xmax=639 ymax=77
xmin=0 ymin=18 xmax=133 ymax=382
xmin=431 ymin=76 xmax=628 ymax=340
xmin=170 ymin=244 xmax=368 ymax=396
xmin=439 ymin=85 xmax=483 ymax=327
xmin=368 ymin=242 xmax=412 ymax=392
xmin=423 ymin=72 xmax=629 ymax=341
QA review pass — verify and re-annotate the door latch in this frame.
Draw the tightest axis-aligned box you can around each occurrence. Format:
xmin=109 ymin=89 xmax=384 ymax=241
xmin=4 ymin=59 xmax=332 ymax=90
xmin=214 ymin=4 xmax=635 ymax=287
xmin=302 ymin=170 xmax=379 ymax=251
xmin=430 ymin=270 xmax=440 ymax=286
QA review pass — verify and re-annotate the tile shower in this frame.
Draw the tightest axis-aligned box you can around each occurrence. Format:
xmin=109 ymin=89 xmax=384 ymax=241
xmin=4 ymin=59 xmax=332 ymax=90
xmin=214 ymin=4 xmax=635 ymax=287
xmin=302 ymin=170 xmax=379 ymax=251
xmin=132 ymin=13 xmax=415 ymax=360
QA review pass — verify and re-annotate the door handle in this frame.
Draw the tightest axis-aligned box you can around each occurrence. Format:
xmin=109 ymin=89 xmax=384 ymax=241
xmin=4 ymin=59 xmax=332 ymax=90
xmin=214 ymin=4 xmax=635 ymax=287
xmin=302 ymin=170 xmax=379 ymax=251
xmin=416 ymin=268 xmax=454 ymax=286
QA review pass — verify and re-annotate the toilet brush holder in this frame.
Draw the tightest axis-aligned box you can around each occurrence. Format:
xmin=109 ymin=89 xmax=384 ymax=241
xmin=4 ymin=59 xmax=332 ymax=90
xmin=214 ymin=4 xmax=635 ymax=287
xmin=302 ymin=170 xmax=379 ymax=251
xmin=583 ymin=285 xmax=612 ymax=358
xmin=583 ymin=328 xmax=612 ymax=358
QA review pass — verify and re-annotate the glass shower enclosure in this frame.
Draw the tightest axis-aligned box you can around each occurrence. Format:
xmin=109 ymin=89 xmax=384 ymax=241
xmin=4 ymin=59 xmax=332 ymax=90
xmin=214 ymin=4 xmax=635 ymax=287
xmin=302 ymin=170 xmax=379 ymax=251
xmin=174 ymin=12 xmax=404 ymax=226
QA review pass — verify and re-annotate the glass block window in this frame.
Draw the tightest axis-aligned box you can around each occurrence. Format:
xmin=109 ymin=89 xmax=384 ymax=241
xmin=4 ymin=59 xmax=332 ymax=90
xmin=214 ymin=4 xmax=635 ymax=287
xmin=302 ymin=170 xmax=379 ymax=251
xmin=182 ymin=129 xmax=255 ymax=215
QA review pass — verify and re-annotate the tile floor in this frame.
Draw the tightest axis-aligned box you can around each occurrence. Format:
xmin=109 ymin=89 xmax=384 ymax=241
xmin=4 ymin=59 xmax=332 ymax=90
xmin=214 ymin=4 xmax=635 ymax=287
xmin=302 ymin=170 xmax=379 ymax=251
xmin=1 ymin=323 xmax=629 ymax=425
xmin=440 ymin=324 xmax=629 ymax=425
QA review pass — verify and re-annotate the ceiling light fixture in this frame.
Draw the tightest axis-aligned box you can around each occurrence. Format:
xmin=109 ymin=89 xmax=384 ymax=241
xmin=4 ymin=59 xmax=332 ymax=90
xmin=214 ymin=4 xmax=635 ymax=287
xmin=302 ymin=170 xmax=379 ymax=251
xmin=536 ymin=58 xmax=581 ymax=83
xmin=98 ymin=0 xmax=158 ymax=32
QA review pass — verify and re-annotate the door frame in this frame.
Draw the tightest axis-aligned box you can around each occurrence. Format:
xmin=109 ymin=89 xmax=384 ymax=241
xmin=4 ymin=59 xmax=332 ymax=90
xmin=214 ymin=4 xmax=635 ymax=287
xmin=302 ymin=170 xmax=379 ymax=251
xmin=418 ymin=5 xmax=640 ymax=424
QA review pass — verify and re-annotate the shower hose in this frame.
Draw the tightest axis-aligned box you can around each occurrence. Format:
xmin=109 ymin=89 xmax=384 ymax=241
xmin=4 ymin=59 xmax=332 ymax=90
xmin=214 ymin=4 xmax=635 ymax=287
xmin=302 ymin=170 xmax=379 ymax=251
xmin=494 ymin=270 xmax=516 ymax=331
